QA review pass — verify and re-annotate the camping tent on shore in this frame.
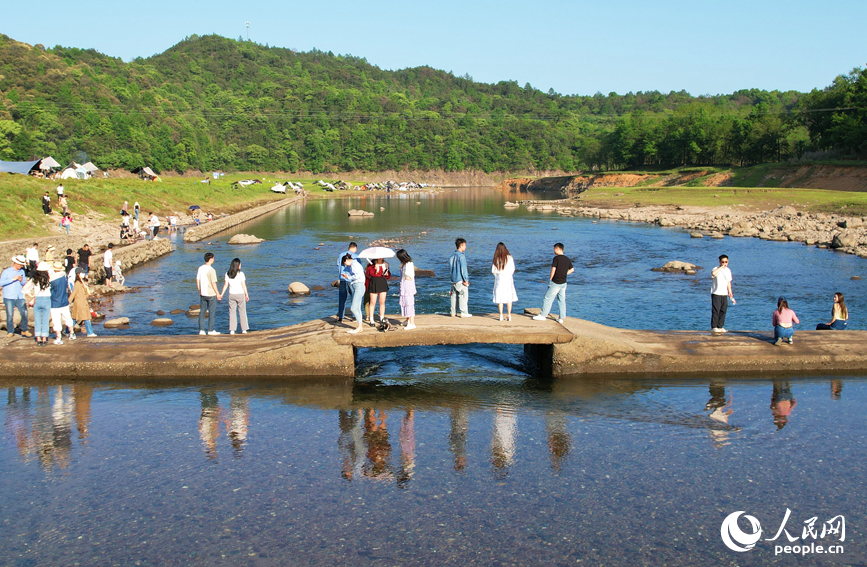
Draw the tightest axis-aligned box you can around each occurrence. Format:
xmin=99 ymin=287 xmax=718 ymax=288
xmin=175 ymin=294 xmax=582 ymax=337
xmin=131 ymin=166 xmax=159 ymax=180
xmin=59 ymin=163 xmax=90 ymax=179
xmin=81 ymin=161 xmax=99 ymax=173
xmin=0 ymin=159 xmax=41 ymax=175
xmin=39 ymin=156 xmax=61 ymax=171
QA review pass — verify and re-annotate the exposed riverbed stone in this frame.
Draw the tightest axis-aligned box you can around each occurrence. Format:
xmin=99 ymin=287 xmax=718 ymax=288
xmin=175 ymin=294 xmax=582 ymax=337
xmin=347 ymin=209 xmax=375 ymax=217
xmin=103 ymin=317 xmax=130 ymax=328
xmin=228 ymin=233 xmax=265 ymax=244
xmin=288 ymin=282 xmax=310 ymax=295
xmin=151 ymin=318 xmax=174 ymax=326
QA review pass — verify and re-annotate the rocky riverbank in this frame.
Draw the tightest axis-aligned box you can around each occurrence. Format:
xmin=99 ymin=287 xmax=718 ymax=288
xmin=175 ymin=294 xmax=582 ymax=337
xmin=508 ymin=199 xmax=867 ymax=258
xmin=183 ymin=195 xmax=305 ymax=242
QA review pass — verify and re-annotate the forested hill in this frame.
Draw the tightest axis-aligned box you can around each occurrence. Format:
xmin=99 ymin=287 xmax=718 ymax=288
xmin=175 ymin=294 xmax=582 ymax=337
xmin=0 ymin=33 xmax=863 ymax=173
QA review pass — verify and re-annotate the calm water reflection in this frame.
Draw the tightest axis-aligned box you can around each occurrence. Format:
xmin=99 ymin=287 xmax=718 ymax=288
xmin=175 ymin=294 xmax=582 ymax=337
xmin=2 ymin=366 xmax=864 ymax=565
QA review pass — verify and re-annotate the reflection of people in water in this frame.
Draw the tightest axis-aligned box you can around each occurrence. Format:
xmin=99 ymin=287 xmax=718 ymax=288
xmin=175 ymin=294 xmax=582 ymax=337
xmin=338 ymin=409 xmax=364 ymax=481
xmin=224 ymin=393 xmax=249 ymax=458
xmin=831 ymin=380 xmax=843 ymax=401
xmin=397 ymin=409 xmax=416 ymax=489
xmin=448 ymin=405 xmax=469 ymax=472
xmin=199 ymin=390 xmax=220 ymax=461
xmin=491 ymin=405 xmax=516 ymax=478
xmin=770 ymin=381 xmax=797 ymax=430
xmin=545 ymin=410 xmax=571 ymax=472
xmin=705 ymin=381 xmax=734 ymax=448
xmin=6 ymin=386 xmax=92 ymax=469
xmin=363 ymin=409 xmax=393 ymax=480
xmin=72 ymin=384 xmax=93 ymax=442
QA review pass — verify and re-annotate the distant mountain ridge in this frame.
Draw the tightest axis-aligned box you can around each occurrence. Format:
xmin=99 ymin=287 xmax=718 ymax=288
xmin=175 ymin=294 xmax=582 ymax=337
xmin=0 ymin=33 xmax=860 ymax=173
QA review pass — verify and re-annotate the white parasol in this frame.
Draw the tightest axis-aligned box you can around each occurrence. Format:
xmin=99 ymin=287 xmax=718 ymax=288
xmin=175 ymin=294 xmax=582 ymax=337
xmin=357 ymin=246 xmax=396 ymax=259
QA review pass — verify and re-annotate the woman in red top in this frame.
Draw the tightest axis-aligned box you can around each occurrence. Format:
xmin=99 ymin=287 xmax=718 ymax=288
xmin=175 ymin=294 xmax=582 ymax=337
xmin=772 ymin=296 xmax=800 ymax=346
xmin=366 ymin=259 xmax=390 ymax=325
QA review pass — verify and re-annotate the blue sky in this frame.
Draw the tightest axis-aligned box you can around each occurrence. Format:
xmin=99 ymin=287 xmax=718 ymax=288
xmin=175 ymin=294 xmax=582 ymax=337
xmin=2 ymin=0 xmax=865 ymax=96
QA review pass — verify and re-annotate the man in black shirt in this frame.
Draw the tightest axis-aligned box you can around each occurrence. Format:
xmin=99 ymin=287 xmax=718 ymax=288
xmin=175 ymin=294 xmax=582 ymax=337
xmin=77 ymin=244 xmax=92 ymax=275
xmin=532 ymin=243 xmax=574 ymax=323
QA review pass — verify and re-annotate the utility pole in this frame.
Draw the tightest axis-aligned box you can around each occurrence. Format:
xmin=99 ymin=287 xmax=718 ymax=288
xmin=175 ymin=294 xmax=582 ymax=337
xmin=245 ymin=22 xmax=250 ymax=41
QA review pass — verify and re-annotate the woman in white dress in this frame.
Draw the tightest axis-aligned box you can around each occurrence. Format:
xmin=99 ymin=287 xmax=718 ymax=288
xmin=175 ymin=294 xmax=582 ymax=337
xmin=491 ymin=242 xmax=518 ymax=321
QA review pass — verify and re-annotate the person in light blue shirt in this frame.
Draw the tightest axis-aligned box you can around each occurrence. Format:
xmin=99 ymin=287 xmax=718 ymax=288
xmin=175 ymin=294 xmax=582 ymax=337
xmin=336 ymin=242 xmax=359 ymax=322
xmin=341 ymin=254 xmax=366 ymax=334
xmin=1 ymin=255 xmax=30 ymax=337
xmin=448 ymin=238 xmax=471 ymax=317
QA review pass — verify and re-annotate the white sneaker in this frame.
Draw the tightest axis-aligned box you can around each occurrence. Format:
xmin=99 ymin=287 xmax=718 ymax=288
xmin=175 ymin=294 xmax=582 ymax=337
xmin=230 ymin=331 xmax=235 ymax=335
xmin=87 ymin=333 xmax=97 ymax=338
xmin=347 ymin=328 xmax=361 ymax=334
xmin=532 ymin=314 xmax=546 ymax=321
xmin=719 ymin=328 xmax=728 ymax=333
xmin=557 ymin=319 xmax=564 ymax=324
xmin=711 ymin=328 xmax=720 ymax=333
xmin=69 ymin=333 xmax=76 ymax=340
xmin=199 ymin=330 xmax=206 ymax=335
xmin=405 ymin=323 xmax=416 ymax=330
xmin=207 ymin=330 xmax=221 ymax=336
xmin=459 ymin=313 xmax=472 ymax=318
xmin=53 ymin=338 xmax=63 ymax=345
xmin=499 ymin=315 xmax=504 ymax=321
xmin=241 ymin=330 xmax=248 ymax=334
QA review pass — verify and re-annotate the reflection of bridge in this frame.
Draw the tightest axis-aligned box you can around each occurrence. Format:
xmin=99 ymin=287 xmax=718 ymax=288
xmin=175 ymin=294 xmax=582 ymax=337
xmin=3 ymin=313 xmax=867 ymax=379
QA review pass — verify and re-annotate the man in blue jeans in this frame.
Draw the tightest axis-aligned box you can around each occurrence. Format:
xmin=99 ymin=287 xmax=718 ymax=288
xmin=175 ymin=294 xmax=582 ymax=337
xmin=336 ymin=242 xmax=363 ymax=322
xmin=1 ymin=255 xmax=31 ymax=337
xmin=533 ymin=243 xmax=574 ymax=323
xmin=449 ymin=238 xmax=471 ymax=317
xmin=196 ymin=252 xmax=223 ymax=335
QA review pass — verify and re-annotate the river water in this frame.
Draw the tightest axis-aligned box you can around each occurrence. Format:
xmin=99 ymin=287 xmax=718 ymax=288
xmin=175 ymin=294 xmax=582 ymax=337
xmin=2 ymin=188 xmax=865 ymax=565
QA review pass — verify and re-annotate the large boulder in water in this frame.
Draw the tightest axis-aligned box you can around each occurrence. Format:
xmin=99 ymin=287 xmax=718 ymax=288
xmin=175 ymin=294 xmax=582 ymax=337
xmin=652 ymin=261 xmax=700 ymax=275
xmin=150 ymin=318 xmax=174 ymax=327
xmin=288 ymin=282 xmax=310 ymax=295
xmin=103 ymin=317 xmax=130 ymax=328
xmin=228 ymin=233 xmax=265 ymax=244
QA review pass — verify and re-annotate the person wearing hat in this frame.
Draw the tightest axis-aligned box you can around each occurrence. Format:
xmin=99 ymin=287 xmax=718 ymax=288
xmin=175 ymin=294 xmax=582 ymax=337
xmin=22 ymin=261 xmax=52 ymax=346
xmin=49 ymin=260 xmax=75 ymax=344
xmin=45 ymin=245 xmax=56 ymax=263
xmin=1 ymin=255 xmax=31 ymax=338
xmin=772 ymin=296 xmax=800 ymax=346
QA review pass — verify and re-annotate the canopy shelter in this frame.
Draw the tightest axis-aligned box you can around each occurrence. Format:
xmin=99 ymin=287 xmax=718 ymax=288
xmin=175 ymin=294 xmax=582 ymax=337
xmin=0 ymin=159 xmax=41 ymax=175
xmin=39 ymin=156 xmax=61 ymax=170
xmin=81 ymin=161 xmax=99 ymax=172
xmin=131 ymin=166 xmax=157 ymax=180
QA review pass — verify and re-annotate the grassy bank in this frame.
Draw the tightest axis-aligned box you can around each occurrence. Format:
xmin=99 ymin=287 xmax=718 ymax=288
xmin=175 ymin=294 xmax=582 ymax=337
xmin=577 ymin=185 xmax=867 ymax=215
xmin=0 ymin=173 xmax=349 ymax=241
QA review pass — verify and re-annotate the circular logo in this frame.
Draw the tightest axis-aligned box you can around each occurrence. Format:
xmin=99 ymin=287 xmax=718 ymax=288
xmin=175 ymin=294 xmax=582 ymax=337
xmin=721 ymin=511 xmax=763 ymax=552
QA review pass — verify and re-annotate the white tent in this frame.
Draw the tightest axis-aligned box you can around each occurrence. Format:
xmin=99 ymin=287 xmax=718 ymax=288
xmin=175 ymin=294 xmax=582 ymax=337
xmin=59 ymin=163 xmax=89 ymax=179
xmin=81 ymin=161 xmax=99 ymax=172
xmin=39 ymin=156 xmax=61 ymax=170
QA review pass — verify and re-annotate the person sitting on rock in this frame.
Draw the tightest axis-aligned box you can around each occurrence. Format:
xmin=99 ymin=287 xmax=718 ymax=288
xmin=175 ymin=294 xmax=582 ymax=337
xmin=816 ymin=292 xmax=849 ymax=330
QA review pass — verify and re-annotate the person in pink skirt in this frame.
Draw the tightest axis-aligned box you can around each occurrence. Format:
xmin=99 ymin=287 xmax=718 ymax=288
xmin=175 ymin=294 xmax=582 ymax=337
xmin=396 ymin=249 xmax=416 ymax=330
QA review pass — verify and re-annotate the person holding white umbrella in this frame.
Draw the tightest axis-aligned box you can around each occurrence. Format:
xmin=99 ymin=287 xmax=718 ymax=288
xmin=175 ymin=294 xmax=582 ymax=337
xmin=357 ymin=246 xmax=396 ymax=326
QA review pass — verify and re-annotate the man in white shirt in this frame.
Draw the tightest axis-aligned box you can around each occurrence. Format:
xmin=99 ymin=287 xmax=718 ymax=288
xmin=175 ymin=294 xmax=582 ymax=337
xmin=25 ymin=243 xmax=39 ymax=276
xmin=196 ymin=252 xmax=222 ymax=335
xmin=103 ymin=243 xmax=114 ymax=287
xmin=711 ymin=254 xmax=735 ymax=333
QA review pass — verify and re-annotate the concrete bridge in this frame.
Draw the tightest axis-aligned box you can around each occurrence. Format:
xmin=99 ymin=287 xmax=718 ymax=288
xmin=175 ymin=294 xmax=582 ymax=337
xmin=2 ymin=312 xmax=867 ymax=380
